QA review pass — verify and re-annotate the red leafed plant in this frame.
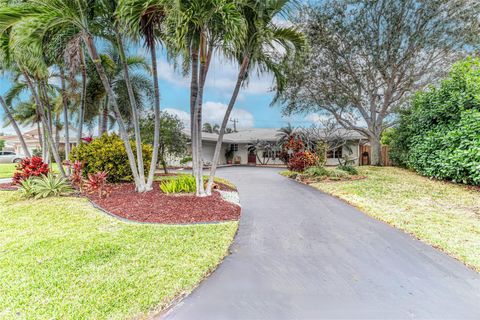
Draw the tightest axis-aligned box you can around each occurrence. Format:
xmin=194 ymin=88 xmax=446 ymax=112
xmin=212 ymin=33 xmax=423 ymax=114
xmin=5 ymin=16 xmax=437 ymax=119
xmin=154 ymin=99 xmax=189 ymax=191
xmin=81 ymin=136 xmax=93 ymax=143
xmin=12 ymin=156 xmax=50 ymax=185
xmin=68 ymin=160 xmax=84 ymax=190
xmin=280 ymin=137 xmax=305 ymax=164
xmin=83 ymin=171 xmax=108 ymax=198
xmin=287 ymin=151 xmax=318 ymax=172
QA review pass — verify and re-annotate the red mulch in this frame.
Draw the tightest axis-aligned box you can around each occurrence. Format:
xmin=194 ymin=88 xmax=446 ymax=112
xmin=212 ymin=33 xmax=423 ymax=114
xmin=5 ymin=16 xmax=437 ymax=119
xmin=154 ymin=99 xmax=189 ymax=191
xmin=86 ymin=182 xmax=240 ymax=224
xmin=0 ymin=183 xmax=17 ymax=191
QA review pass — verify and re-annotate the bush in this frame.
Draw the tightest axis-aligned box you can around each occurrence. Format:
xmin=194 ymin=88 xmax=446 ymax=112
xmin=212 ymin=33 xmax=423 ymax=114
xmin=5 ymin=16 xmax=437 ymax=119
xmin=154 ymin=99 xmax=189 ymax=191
xmin=327 ymin=169 xmax=350 ymax=180
xmin=287 ymin=151 xmax=318 ymax=172
xmin=390 ymin=58 xmax=480 ymax=185
xmin=84 ymin=172 xmax=108 ymax=198
xmin=337 ymin=165 xmax=358 ymax=175
xmin=13 ymin=156 xmax=50 ymax=184
xmin=19 ymin=174 xmax=73 ymax=199
xmin=304 ymin=166 xmax=329 ymax=177
xmin=160 ymin=174 xmax=196 ymax=194
xmin=70 ymin=133 xmax=152 ymax=183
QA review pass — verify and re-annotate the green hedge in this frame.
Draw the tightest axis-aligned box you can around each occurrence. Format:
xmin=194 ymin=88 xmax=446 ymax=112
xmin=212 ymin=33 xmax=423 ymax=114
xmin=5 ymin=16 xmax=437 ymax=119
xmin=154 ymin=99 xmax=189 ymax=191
xmin=70 ymin=133 xmax=152 ymax=182
xmin=390 ymin=58 xmax=480 ymax=185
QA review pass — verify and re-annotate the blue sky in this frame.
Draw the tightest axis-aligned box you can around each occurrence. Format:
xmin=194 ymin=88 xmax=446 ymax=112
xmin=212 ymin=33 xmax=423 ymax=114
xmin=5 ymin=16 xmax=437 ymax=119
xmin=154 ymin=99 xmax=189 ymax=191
xmin=0 ymin=48 xmax=314 ymax=134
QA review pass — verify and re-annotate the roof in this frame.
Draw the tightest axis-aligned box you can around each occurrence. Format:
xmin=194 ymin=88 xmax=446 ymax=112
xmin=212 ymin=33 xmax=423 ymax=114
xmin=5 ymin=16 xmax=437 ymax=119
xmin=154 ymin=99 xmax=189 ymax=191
xmin=187 ymin=127 xmax=366 ymax=144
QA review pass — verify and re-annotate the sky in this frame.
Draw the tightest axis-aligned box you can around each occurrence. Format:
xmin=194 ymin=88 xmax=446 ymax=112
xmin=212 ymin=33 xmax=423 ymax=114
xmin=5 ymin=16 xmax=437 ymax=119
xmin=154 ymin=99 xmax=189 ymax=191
xmin=0 ymin=48 xmax=316 ymax=135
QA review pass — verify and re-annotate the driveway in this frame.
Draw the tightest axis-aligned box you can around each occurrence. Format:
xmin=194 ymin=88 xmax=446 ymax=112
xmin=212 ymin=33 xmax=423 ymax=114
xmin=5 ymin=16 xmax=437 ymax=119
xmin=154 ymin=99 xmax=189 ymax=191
xmin=162 ymin=167 xmax=480 ymax=319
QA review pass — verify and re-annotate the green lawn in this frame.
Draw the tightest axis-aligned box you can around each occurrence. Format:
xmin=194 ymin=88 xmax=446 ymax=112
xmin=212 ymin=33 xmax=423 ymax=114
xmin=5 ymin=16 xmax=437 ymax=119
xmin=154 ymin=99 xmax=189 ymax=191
xmin=0 ymin=191 xmax=237 ymax=319
xmin=311 ymin=166 xmax=480 ymax=272
xmin=0 ymin=163 xmax=64 ymax=179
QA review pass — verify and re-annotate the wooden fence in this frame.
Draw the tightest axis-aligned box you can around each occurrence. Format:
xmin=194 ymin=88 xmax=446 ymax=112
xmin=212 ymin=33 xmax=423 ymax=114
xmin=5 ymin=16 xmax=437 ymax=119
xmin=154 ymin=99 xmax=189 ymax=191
xmin=359 ymin=145 xmax=391 ymax=166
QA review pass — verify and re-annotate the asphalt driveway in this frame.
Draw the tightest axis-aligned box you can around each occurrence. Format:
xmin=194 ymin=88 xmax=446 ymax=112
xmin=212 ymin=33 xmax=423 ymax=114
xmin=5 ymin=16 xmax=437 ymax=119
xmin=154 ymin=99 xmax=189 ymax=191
xmin=161 ymin=167 xmax=480 ymax=319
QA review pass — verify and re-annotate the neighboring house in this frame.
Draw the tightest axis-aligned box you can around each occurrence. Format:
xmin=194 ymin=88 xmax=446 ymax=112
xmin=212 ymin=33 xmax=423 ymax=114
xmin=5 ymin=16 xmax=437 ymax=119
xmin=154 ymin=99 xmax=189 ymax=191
xmin=186 ymin=128 xmax=367 ymax=166
xmin=0 ymin=127 xmax=81 ymax=155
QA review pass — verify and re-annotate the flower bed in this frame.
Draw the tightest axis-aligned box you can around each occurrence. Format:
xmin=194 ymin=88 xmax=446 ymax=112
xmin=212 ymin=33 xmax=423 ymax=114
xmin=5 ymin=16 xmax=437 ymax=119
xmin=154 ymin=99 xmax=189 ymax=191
xmin=86 ymin=181 xmax=241 ymax=224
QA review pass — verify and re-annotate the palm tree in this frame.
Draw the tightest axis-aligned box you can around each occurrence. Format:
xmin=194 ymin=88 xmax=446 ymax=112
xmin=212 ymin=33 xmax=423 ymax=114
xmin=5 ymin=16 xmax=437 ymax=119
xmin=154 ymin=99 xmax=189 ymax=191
xmin=202 ymin=122 xmax=220 ymax=134
xmin=206 ymin=0 xmax=305 ymax=194
xmin=6 ymin=0 xmax=148 ymax=190
xmin=276 ymin=123 xmax=298 ymax=146
xmin=117 ymin=0 xmax=166 ymax=190
xmin=165 ymin=0 xmax=246 ymax=196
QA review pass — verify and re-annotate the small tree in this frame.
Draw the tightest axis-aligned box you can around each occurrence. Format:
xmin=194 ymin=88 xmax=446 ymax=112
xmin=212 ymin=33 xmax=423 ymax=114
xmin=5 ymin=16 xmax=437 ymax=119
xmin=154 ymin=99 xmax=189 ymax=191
xmin=0 ymin=139 xmax=5 ymax=151
xmin=140 ymin=112 xmax=187 ymax=174
xmin=278 ymin=0 xmax=478 ymax=165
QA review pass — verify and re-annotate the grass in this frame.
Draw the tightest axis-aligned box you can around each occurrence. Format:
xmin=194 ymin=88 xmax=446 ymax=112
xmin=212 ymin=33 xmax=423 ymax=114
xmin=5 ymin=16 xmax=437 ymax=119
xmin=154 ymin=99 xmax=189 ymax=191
xmin=0 ymin=163 xmax=64 ymax=179
xmin=0 ymin=191 xmax=238 ymax=319
xmin=311 ymin=166 xmax=480 ymax=271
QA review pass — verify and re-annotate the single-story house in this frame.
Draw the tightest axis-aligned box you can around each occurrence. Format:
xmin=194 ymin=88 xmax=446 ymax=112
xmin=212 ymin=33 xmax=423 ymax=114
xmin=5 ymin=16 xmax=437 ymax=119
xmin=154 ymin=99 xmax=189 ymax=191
xmin=0 ymin=127 xmax=81 ymax=155
xmin=186 ymin=128 xmax=367 ymax=166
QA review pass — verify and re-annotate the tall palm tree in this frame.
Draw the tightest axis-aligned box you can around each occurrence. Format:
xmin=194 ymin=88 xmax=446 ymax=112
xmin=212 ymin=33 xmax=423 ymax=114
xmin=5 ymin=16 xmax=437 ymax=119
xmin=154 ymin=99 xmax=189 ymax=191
xmin=206 ymin=0 xmax=305 ymax=194
xmin=5 ymin=0 xmax=147 ymax=190
xmin=117 ymin=0 xmax=166 ymax=189
xmin=165 ymin=0 xmax=246 ymax=196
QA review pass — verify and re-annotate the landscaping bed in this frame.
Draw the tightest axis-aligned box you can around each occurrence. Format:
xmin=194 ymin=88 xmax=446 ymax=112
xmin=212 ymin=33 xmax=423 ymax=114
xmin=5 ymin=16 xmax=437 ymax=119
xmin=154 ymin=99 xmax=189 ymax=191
xmin=86 ymin=181 xmax=241 ymax=224
xmin=0 ymin=182 xmax=16 ymax=190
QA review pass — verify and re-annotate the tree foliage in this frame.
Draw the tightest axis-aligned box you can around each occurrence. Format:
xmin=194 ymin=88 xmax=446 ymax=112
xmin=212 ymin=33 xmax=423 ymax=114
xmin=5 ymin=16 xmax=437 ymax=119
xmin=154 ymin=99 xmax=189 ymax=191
xmin=277 ymin=0 xmax=479 ymax=165
xmin=390 ymin=58 xmax=480 ymax=185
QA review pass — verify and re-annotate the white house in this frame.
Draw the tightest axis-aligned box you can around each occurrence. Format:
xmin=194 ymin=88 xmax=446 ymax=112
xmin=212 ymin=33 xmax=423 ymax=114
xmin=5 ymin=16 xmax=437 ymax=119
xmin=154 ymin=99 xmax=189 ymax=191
xmin=188 ymin=128 xmax=367 ymax=166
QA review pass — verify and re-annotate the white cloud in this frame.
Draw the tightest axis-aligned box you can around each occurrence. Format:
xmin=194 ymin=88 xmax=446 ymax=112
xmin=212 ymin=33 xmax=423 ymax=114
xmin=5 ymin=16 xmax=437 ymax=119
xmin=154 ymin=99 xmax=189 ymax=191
xmin=305 ymin=113 xmax=330 ymax=124
xmin=157 ymin=53 xmax=274 ymax=96
xmin=164 ymin=101 xmax=254 ymax=129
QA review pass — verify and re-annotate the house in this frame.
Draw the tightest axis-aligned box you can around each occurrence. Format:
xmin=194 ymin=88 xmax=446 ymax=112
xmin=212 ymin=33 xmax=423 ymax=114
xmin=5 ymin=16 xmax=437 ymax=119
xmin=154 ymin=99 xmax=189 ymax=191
xmin=0 ymin=127 xmax=81 ymax=155
xmin=187 ymin=128 xmax=367 ymax=166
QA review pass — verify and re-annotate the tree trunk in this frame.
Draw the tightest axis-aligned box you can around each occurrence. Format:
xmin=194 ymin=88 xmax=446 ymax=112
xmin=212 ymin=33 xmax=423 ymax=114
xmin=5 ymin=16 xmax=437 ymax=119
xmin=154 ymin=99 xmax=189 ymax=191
xmin=36 ymin=121 xmax=43 ymax=155
xmin=115 ymin=28 xmax=146 ymax=189
xmin=370 ymin=135 xmax=382 ymax=166
xmin=146 ymin=40 xmax=161 ymax=189
xmin=78 ymin=46 xmax=87 ymax=144
xmin=82 ymin=33 xmax=144 ymax=191
xmin=190 ymin=45 xmax=200 ymax=194
xmin=206 ymin=55 xmax=249 ymax=195
xmin=101 ymin=97 xmax=109 ymax=134
xmin=0 ymin=95 xmax=31 ymax=157
xmin=60 ymin=67 xmax=70 ymax=175
xmin=23 ymin=71 xmax=66 ymax=178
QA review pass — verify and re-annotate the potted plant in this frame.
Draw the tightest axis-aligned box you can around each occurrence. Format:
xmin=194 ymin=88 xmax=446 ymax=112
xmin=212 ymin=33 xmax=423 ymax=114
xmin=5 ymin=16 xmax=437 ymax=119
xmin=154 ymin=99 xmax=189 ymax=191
xmin=225 ymin=149 xmax=234 ymax=164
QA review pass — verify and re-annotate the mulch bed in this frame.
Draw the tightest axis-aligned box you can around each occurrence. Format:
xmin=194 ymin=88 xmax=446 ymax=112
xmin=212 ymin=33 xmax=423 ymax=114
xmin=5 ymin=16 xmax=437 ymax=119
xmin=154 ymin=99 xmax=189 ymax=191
xmin=0 ymin=183 xmax=17 ymax=191
xmin=86 ymin=182 xmax=240 ymax=224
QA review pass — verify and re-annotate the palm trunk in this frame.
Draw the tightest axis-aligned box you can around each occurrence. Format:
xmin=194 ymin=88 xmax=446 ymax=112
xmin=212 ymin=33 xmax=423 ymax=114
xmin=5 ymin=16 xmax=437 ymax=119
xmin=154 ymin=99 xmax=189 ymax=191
xmin=190 ymin=45 xmax=200 ymax=191
xmin=206 ymin=55 xmax=250 ymax=195
xmin=101 ymin=96 xmax=109 ymax=134
xmin=146 ymin=41 xmax=161 ymax=189
xmin=0 ymin=95 xmax=31 ymax=157
xmin=60 ymin=68 xmax=70 ymax=175
xmin=82 ymin=33 xmax=144 ymax=190
xmin=22 ymin=71 xmax=66 ymax=178
xmin=36 ymin=121 xmax=43 ymax=155
xmin=78 ymin=46 xmax=86 ymax=144
xmin=115 ymin=28 xmax=146 ymax=189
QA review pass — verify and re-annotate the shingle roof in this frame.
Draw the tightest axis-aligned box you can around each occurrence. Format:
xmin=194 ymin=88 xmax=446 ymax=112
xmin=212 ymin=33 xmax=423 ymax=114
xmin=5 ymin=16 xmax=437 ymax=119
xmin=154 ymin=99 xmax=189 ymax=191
xmin=186 ymin=127 xmax=366 ymax=143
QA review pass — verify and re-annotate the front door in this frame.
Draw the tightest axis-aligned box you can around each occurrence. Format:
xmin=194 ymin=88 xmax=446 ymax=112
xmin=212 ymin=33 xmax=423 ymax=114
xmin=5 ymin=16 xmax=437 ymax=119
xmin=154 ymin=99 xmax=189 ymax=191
xmin=248 ymin=150 xmax=257 ymax=165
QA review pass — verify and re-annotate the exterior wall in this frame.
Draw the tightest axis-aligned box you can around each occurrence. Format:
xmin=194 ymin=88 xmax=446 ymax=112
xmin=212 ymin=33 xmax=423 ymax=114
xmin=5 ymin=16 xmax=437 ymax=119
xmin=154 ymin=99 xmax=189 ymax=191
xmin=325 ymin=141 xmax=360 ymax=166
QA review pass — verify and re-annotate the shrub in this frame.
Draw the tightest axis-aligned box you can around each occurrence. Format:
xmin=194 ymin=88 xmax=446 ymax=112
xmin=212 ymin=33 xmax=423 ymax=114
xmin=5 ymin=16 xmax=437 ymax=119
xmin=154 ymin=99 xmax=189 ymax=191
xmin=70 ymin=133 xmax=152 ymax=183
xmin=180 ymin=156 xmax=193 ymax=165
xmin=304 ymin=166 xmax=329 ymax=177
xmin=69 ymin=161 xmax=84 ymax=190
xmin=337 ymin=165 xmax=358 ymax=175
xmin=287 ymin=151 xmax=318 ymax=172
xmin=390 ymin=58 xmax=480 ymax=185
xmin=12 ymin=156 xmax=50 ymax=184
xmin=160 ymin=174 xmax=196 ymax=194
xmin=327 ymin=169 xmax=350 ymax=180
xmin=84 ymin=172 xmax=108 ymax=198
xmin=19 ymin=174 xmax=73 ymax=199
xmin=19 ymin=178 xmax=36 ymax=198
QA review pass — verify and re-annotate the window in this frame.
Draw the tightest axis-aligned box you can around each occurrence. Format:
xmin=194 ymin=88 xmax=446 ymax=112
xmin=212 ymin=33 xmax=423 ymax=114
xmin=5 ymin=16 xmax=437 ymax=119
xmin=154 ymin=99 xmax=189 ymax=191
xmin=230 ymin=144 xmax=238 ymax=151
xmin=2 ymin=151 xmax=14 ymax=155
xmin=327 ymin=147 xmax=343 ymax=159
